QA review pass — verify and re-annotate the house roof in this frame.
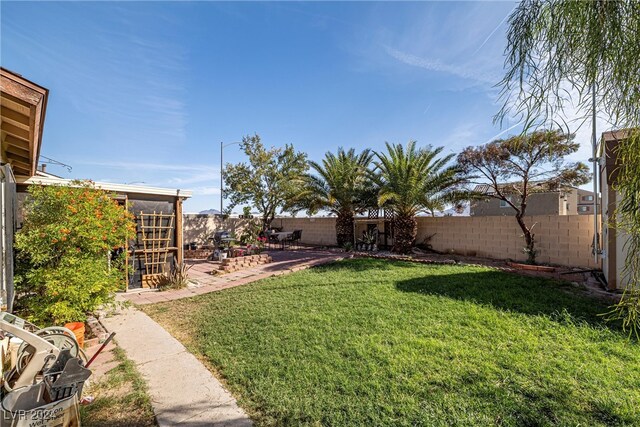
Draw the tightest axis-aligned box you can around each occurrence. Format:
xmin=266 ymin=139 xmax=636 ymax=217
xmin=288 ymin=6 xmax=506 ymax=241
xmin=17 ymin=172 xmax=192 ymax=199
xmin=472 ymin=182 xmax=569 ymax=195
xmin=1 ymin=68 xmax=49 ymax=177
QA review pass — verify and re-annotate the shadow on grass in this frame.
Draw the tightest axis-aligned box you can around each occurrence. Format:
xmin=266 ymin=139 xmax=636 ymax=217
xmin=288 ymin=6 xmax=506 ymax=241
xmin=312 ymin=256 xmax=418 ymax=272
xmin=395 ymin=269 xmax=619 ymax=330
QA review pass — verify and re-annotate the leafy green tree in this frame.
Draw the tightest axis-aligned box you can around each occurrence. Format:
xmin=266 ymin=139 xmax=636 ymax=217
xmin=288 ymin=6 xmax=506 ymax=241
xmin=372 ymin=142 xmax=467 ymax=254
xmin=295 ymin=148 xmax=374 ymax=247
xmin=458 ymin=130 xmax=590 ymax=264
xmin=498 ymin=0 xmax=640 ymax=333
xmin=223 ymin=134 xmax=307 ymax=229
xmin=14 ymin=181 xmax=136 ymax=325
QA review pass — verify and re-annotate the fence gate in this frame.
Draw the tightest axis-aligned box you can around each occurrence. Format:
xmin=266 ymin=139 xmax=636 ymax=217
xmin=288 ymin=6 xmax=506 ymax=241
xmin=137 ymin=211 xmax=175 ymax=288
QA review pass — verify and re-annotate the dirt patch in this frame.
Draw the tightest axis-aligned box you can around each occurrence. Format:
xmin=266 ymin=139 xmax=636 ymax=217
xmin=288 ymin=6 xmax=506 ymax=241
xmin=80 ymin=346 xmax=156 ymax=427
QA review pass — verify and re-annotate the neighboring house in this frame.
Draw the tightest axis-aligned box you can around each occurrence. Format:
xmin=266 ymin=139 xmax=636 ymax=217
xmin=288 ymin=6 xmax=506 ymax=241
xmin=599 ymin=129 xmax=633 ymax=291
xmin=577 ymin=191 xmax=597 ymax=214
xmin=470 ymin=184 xmax=597 ymax=216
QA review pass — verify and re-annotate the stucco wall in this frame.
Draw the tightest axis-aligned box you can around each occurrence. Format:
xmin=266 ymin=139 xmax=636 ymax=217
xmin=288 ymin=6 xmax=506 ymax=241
xmin=183 ymin=214 xmax=599 ymax=268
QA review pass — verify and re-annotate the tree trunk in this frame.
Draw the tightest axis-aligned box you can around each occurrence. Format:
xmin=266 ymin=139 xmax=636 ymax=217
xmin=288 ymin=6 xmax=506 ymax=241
xmin=393 ymin=214 xmax=417 ymax=254
xmin=262 ymin=213 xmax=272 ymax=231
xmin=335 ymin=211 xmax=354 ymax=248
xmin=516 ymin=214 xmax=536 ymax=264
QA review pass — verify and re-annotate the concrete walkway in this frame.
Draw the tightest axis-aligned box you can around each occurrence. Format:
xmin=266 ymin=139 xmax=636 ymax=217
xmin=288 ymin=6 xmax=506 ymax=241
xmin=103 ymin=249 xmax=344 ymax=425
xmin=102 ymin=307 xmax=252 ymax=426
xmin=121 ymin=249 xmax=344 ymax=305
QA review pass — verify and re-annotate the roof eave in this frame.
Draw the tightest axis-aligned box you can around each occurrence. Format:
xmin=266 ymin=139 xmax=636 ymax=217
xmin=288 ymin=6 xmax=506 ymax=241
xmin=16 ymin=175 xmax=192 ymax=198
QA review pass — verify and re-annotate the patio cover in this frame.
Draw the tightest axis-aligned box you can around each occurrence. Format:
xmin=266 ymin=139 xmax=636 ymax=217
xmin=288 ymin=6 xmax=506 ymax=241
xmin=1 ymin=68 xmax=49 ymax=177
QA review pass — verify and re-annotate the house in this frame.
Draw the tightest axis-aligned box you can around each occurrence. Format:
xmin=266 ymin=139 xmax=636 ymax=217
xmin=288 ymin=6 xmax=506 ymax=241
xmin=0 ymin=68 xmax=48 ymax=310
xmin=599 ymin=129 xmax=633 ymax=291
xmin=1 ymin=68 xmax=192 ymax=301
xmin=470 ymin=183 xmax=596 ymax=216
xmin=577 ymin=191 xmax=598 ymax=214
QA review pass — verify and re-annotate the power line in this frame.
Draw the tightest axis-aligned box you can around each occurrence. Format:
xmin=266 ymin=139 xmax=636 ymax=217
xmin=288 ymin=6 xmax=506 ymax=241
xmin=40 ymin=155 xmax=73 ymax=173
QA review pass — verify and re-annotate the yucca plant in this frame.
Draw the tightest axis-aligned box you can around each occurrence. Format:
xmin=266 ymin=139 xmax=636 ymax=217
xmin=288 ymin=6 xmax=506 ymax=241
xmin=295 ymin=148 xmax=374 ymax=247
xmin=371 ymin=142 xmax=467 ymax=254
xmin=155 ymin=263 xmax=192 ymax=290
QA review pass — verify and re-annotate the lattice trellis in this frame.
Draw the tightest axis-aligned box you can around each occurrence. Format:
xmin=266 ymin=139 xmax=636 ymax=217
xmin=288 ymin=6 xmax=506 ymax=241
xmin=137 ymin=211 xmax=174 ymax=287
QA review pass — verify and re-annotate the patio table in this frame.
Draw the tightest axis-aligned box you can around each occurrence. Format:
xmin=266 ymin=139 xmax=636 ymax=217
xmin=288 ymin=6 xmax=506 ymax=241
xmin=270 ymin=231 xmax=294 ymax=241
xmin=269 ymin=231 xmax=294 ymax=249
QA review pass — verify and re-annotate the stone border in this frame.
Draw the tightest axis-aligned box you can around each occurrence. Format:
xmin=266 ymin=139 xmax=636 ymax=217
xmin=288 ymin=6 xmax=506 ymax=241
xmin=506 ymin=261 xmax=556 ymax=272
xmin=84 ymin=315 xmax=111 ymax=349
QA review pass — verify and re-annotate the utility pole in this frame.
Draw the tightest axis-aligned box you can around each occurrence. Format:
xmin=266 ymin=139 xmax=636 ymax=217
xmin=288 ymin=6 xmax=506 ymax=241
xmin=590 ymin=83 xmax=601 ymax=264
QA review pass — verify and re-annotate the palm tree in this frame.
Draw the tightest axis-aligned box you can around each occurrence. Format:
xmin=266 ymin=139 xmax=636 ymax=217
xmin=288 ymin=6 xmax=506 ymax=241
xmin=372 ymin=141 xmax=467 ymax=254
xmin=298 ymin=148 xmax=374 ymax=247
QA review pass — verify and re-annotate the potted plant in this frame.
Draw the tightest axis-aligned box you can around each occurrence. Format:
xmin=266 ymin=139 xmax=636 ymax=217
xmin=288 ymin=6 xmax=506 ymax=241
xmin=362 ymin=230 xmax=377 ymax=252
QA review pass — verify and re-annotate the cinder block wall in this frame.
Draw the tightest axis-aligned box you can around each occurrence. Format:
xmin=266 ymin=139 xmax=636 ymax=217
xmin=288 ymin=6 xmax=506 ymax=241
xmin=182 ymin=214 xmax=597 ymax=268
xmin=275 ymin=217 xmax=337 ymax=246
xmin=182 ymin=215 xmax=337 ymax=246
xmin=415 ymin=214 xmax=598 ymax=268
xmin=183 ymin=214 xmax=258 ymax=244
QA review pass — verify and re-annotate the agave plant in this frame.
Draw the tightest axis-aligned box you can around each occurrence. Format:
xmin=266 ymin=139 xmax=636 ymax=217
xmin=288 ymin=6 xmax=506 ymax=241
xmin=372 ymin=141 xmax=468 ymax=254
xmin=295 ymin=148 xmax=374 ymax=247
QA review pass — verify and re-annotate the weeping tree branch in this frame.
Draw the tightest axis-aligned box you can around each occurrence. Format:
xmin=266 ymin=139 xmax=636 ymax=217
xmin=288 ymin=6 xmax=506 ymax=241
xmin=497 ymin=0 xmax=640 ymax=337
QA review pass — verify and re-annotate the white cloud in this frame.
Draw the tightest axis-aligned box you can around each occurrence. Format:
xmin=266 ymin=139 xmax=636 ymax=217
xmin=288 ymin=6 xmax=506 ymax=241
xmin=190 ymin=186 xmax=221 ymax=196
xmin=435 ymin=122 xmax=482 ymax=154
xmin=78 ymin=160 xmax=216 ymax=172
xmin=479 ymin=121 xmax=524 ymax=145
xmin=471 ymin=5 xmax=517 ymax=56
xmin=384 ymin=46 xmax=499 ymax=85
xmin=165 ymin=171 xmax=220 ymax=186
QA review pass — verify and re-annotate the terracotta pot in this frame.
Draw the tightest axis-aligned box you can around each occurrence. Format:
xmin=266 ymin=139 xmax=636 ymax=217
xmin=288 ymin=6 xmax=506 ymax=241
xmin=64 ymin=322 xmax=85 ymax=347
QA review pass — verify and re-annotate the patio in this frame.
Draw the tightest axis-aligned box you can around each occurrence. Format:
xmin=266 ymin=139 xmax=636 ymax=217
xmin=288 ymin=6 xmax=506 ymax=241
xmin=119 ymin=248 xmax=345 ymax=305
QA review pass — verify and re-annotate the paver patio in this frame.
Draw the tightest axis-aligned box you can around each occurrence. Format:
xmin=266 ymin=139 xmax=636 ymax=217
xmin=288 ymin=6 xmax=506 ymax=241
xmin=120 ymin=249 xmax=344 ymax=305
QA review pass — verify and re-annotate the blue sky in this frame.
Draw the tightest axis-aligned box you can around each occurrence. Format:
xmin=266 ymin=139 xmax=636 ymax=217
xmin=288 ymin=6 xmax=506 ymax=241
xmin=1 ymin=1 xmax=596 ymax=213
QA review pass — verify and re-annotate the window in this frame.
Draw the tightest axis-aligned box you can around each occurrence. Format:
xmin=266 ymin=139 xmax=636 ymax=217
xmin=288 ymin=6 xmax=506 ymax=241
xmin=584 ymin=195 xmax=594 ymax=201
xmin=579 ymin=206 xmax=590 ymax=212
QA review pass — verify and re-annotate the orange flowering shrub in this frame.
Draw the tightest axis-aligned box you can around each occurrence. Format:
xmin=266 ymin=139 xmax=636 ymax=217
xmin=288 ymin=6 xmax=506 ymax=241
xmin=15 ymin=180 xmax=136 ymax=325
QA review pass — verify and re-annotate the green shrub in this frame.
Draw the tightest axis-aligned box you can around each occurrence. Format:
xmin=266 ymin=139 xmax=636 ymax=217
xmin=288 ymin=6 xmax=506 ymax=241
xmin=14 ymin=181 xmax=136 ymax=326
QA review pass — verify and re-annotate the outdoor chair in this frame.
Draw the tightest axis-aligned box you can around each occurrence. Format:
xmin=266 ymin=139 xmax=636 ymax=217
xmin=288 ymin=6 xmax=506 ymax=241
xmin=293 ymin=229 xmax=302 ymax=247
xmin=265 ymin=230 xmax=280 ymax=250
xmin=283 ymin=229 xmax=302 ymax=250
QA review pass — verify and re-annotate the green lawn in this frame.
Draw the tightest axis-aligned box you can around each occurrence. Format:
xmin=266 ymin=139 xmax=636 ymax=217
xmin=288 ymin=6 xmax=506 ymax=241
xmin=144 ymin=258 xmax=640 ymax=426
